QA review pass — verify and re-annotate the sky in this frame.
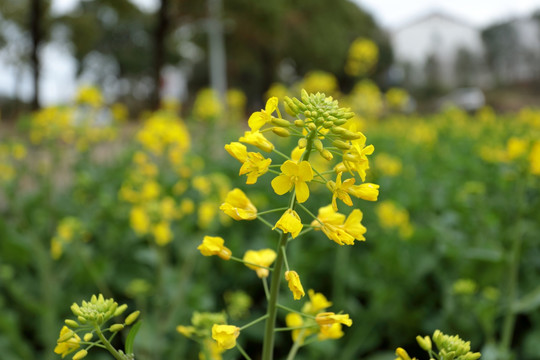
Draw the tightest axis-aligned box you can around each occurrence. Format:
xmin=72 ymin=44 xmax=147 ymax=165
xmin=4 ymin=0 xmax=540 ymax=105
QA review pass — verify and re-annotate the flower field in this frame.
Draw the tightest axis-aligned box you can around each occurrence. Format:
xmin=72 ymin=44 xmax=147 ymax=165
xmin=1 ymin=82 xmax=540 ymax=360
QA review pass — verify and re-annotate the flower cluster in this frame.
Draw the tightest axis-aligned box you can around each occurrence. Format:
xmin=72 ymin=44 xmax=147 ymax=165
xmin=395 ymin=330 xmax=481 ymax=360
xmin=194 ymin=90 xmax=379 ymax=358
xmin=55 ymin=294 xmax=140 ymax=360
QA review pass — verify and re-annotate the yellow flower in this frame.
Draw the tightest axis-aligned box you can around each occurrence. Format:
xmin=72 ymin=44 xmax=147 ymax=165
xmin=315 ymin=312 xmax=352 ymax=327
xmin=54 ymin=326 xmax=81 ymax=358
xmin=152 ymin=221 xmax=173 ymax=246
xmin=285 ymin=271 xmax=305 ymax=300
xmin=219 ymin=188 xmax=257 ymax=220
xmin=212 ymin=324 xmax=240 ymax=350
xmin=322 ymin=223 xmax=355 ymax=246
xmin=342 ymin=209 xmax=367 ymax=242
xmin=530 ymin=141 xmax=540 ymax=175
xmin=506 ymin=137 xmax=527 ymax=160
xmin=239 ymin=130 xmax=274 ymax=152
xmin=349 ymin=183 xmax=379 ymax=201
xmin=240 ymin=152 xmax=272 ymax=184
xmin=395 ymin=347 xmax=416 ymax=360
xmin=271 ymin=160 xmax=313 ymax=203
xmin=225 ymin=142 xmax=248 ymax=163
xmin=198 ymin=236 xmax=232 ymax=260
xmin=311 ymin=204 xmax=346 ymax=229
xmin=130 ymin=206 xmax=150 ymax=236
xmin=335 ymin=131 xmax=374 ymax=181
xmin=243 ymin=249 xmax=277 ymax=278
xmin=318 ymin=323 xmax=344 ymax=340
xmin=327 ymin=172 xmax=356 ymax=211
xmin=302 ymin=289 xmax=333 ymax=314
xmin=248 ymin=97 xmax=278 ymax=131
xmin=273 ymin=209 xmax=303 ymax=238
xmin=176 ymin=325 xmax=196 ymax=338
xmin=285 ymin=313 xmax=305 ymax=343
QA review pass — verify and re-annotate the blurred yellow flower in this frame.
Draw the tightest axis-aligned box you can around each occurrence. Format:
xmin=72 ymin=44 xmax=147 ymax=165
xmin=54 ymin=326 xmax=81 ymax=358
xmin=152 ymin=221 xmax=173 ymax=246
xmin=285 ymin=270 xmax=305 ymax=300
xmin=273 ymin=209 xmax=303 ymax=238
xmin=271 ymin=160 xmax=313 ymax=203
xmin=345 ymin=38 xmax=378 ymax=77
xmin=243 ymin=249 xmax=276 ymax=278
xmin=318 ymin=323 xmax=344 ymax=340
xmin=219 ymin=188 xmax=257 ymax=220
xmin=315 ymin=312 xmax=352 ymax=327
xmin=530 ymin=141 xmax=540 ymax=175
xmin=198 ymin=236 xmax=232 ymax=260
xmin=302 ymin=289 xmax=332 ymax=314
xmin=211 ymin=324 xmax=240 ymax=350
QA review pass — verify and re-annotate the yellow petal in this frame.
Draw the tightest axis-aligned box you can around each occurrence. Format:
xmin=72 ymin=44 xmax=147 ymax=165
xmin=248 ymin=112 xmax=266 ymax=131
xmin=280 ymin=160 xmax=299 ymax=176
xmin=297 ymin=161 xmax=313 ymax=181
xmin=265 ymin=97 xmax=278 ymax=113
xmin=295 ymin=181 xmax=310 ymax=203
xmin=272 ymin=175 xmax=293 ymax=195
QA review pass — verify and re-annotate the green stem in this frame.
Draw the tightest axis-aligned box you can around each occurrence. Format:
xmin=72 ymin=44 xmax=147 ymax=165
xmin=94 ymin=325 xmax=125 ymax=360
xmin=261 ymin=129 xmax=316 ymax=360
xmin=286 ymin=328 xmax=306 ymax=360
xmin=240 ymin=314 xmax=269 ymax=331
xmin=237 ymin=342 xmax=253 ymax=360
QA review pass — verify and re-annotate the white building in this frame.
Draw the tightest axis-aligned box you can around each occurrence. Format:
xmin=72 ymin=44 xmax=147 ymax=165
xmin=389 ymin=12 xmax=488 ymax=88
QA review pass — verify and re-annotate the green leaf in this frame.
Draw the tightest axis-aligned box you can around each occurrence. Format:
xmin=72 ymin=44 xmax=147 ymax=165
xmin=125 ymin=320 xmax=142 ymax=355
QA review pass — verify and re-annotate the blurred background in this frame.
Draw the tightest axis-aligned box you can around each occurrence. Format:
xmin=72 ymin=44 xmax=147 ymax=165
xmin=1 ymin=1 xmax=540 ymax=360
xmin=2 ymin=0 xmax=540 ymax=117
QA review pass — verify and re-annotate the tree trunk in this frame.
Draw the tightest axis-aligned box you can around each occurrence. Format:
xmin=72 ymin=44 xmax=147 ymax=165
xmin=30 ymin=0 xmax=41 ymax=110
xmin=151 ymin=0 xmax=169 ymax=110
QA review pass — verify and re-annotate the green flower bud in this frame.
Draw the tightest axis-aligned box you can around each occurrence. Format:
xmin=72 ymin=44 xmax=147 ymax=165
xmin=323 ymin=121 xmax=333 ymax=128
xmin=301 ymin=89 xmax=309 ymax=103
xmin=271 ymin=117 xmax=291 ymax=127
xmin=333 ymin=118 xmax=348 ymax=125
xmin=272 ymin=127 xmax=290 ymax=137
xmin=343 ymin=153 xmax=358 ymax=162
xmin=114 ymin=304 xmax=128 ymax=316
xmin=313 ymin=139 xmax=323 ymax=151
xmin=292 ymin=97 xmax=306 ymax=111
xmin=71 ymin=303 xmax=82 ymax=317
xmin=330 ymin=126 xmax=346 ymax=135
xmin=294 ymin=119 xmax=305 ymax=127
xmin=109 ymin=324 xmax=125 ymax=332
xmin=72 ymin=349 xmax=88 ymax=360
xmin=78 ymin=316 xmax=87 ymax=324
xmin=416 ymin=335 xmax=432 ymax=351
xmin=304 ymin=110 xmax=311 ymax=117
xmin=83 ymin=333 xmax=93 ymax=342
xmin=321 ymin=149 xmax=333 ymax=161
xmin=332 ymin=140 xmax=351 ymax=150
xmin=343 ymin=111 xmax=355 ymax=119
xmin=58 ymin=329 xmax=75 ymax=343
xmin=307 ymin=123 xmax=317 ymax=131
xmin=340 ymin=129 xmax=362 ymax=140
xmin=65 ymin=319 xmax=79 ymax=328
xmin=298 ymin=138 xmax=307 ymax=149
xmin=125 ymin=310 xmax=140 ymax=325
xmin=284 ymin=97 xmax=299 ymax=116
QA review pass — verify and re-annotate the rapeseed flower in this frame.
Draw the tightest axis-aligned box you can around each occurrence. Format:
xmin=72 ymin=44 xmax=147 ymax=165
xmin=318 ymin=323 xmax=344 ymax=340
xmin=212 ymin=324 xmax=240 ymax=350
xmin=54 ymin=326 xmax=81 ymax=358
xmin=243 ymin=249 xmax=276 ymax=278
xmin=271 ymin=160 xmax=313 ymax=203
xmin=248 ymin=97 xmax=278 ymax=131
xmin=285 ymin=271 xmax=305 ymax=300
xmin=198 ymin=236 xmax=232 ymax=260
xmin=239 ymin=130 xmax=274 ymax=152
xmin=315 ymin=312 xmax=352 ymax=327
xmin=273 ymin=209 xmax=303 ymax=238
xmin=327 ymin=172 xmax=356 ymax=210
xmin=302 ymin=289 xmax=332 ymax=314
xmin=219 ymin=188 xmax=257 ymax=220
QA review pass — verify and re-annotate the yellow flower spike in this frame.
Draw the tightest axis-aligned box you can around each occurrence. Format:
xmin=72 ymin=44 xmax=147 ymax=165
xmin=243 ymin=249 xmax=277 ymax=278
xmin=54 ymin=326 xmax=81 ymax=358
xmin=342 ymin=209 xmax=367 ymax=242
xmin=285 ymin=271 xmax=305 ymax=300
xmin=349 ymin=183 xmax=380 ymax=201
xmin=315 ymin=312 xmax=352 ymax=327
xmin=220 ymin=188 xmax=258 ymax=220
xmin=239 ymin=152 xmax=272 ymax=184
xmin=248 ymin=97 xmax=279 ymax=131
xmin=225 ymin=142 xmax=248 ymax=163
xmin=239 ymin=130 xmax=274 ymax=152
xmin=327 ymin=172 xmax=356 ymax=211
xmin=198 ymin=236 xmax=232 ymax=260
xmin=211 ymin=324 xmax=240 ymax=350
xmin=273 ymin=209 xmax=303 ymax=238
xmin=271 ymin=160 xmax=313 ymax=203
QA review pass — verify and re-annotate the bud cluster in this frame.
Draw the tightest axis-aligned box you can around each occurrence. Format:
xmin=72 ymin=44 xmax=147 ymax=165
xmin=431 ymin=330 xmax=481 ymax=360
xmin=55 ymin=294 xmax=140 ymax=360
